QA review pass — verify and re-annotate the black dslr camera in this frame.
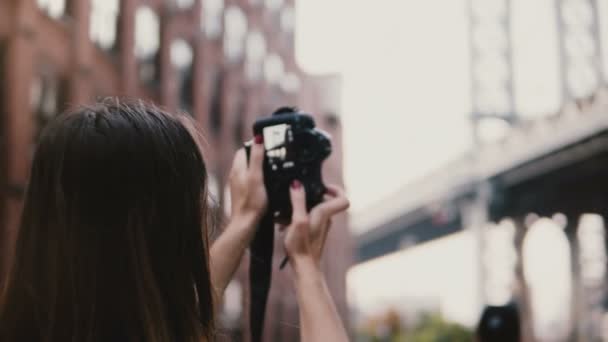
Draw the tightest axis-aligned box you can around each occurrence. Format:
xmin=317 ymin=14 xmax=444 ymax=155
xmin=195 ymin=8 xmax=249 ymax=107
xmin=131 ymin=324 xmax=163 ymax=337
xmin=246 ymin=107 xmax=332 ymax=222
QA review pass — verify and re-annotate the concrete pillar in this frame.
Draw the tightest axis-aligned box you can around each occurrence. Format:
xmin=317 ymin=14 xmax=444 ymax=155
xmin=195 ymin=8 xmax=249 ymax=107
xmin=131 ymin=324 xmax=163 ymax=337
xmin=512 ymin=216 xmax=536 ymax=342
xmin=564 ymin=214 xmax=585 ymax=342
xmin=119 ymin=0 xmax=138 ymax=96
xmin=159 ymin=5 xmax=175 ymax=110
xmin=2 ymin=0 xmax=36 ymax=277
xmin=460 ymin=182 xmax=491 ymax=315
xmin=69 ymin=0 xmax=92 ymax=104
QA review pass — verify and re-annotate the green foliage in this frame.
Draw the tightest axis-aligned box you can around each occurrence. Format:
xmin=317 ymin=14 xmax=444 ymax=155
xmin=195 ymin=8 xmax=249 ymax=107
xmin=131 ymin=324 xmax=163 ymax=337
xmin=356 ymin=311 xmax=473 ymax=342
xmin=405 ymin=313 xmax=473 ymax=342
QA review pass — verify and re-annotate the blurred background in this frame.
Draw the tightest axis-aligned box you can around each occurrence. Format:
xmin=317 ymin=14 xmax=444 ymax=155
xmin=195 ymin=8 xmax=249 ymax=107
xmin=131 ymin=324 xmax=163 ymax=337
xmin=2 ymin=0 xmax=608 ymax=341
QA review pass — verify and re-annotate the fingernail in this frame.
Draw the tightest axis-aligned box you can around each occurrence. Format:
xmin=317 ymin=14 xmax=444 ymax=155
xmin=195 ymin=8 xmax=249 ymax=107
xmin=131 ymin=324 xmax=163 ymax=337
xmin=255 ymin=134 xmax=264 ymax=144
xmin=291 ymin=180 xmax=302 ymax=189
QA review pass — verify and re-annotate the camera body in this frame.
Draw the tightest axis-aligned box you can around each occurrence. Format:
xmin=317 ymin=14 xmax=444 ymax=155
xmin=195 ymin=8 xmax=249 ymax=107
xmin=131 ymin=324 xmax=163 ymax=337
xmin=246 ymin=108 xmax=332 ymax=222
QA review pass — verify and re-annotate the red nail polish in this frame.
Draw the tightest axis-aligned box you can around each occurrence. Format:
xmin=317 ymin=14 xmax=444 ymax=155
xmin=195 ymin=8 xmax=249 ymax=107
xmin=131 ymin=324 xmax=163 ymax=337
xmin=291 ymin=180 xmax=302 ymax=189
xmin=255 ymin=134 xmax=264 ymax=144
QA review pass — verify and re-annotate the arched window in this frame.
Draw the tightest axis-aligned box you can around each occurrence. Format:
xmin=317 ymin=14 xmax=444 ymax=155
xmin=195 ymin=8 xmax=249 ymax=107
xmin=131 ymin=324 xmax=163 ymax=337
xmin=171 ymin=39 xmax=194 ymax=114
xmin=90 ymin=0 xmax=120 ymax=52
xmin=263 ymin=53 xmax=284 ymax=85
xmin=280 ymin=6 xmax=295 ymax=33
xmin=224 ymin=6 xmax=248 ymax=62
xmin=202 ymin=0 xmax=224 ymax=39
xmin=280 ymin=72 xmax=300 ymax=93
xmin=523 ymin=217 xmax=572 ymax=340
xmin=36 ymin=0 xmax=66 ymax=19
xmin=135 ymin=6 xmax=160 ymax=87
xmin=175 ymin=0 xmax=195 ymax=10
xmin=264 ymin=0 xmax=283 ymax=11
xmin=30 ymin=73 xmax=69 ymax=143
xmin=245 ymin=31 xmax=267 ymax=81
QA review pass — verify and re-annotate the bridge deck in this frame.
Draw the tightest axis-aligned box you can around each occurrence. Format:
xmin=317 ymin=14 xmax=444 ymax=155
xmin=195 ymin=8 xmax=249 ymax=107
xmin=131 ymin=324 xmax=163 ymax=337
xmin=356 ymin=89 xmax=608 ymax=262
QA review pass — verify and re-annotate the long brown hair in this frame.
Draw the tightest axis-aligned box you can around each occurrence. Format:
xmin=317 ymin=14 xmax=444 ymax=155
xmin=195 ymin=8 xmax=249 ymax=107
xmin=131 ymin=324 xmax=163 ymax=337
xmin=0 ymin=100 xmax=215 ymax=342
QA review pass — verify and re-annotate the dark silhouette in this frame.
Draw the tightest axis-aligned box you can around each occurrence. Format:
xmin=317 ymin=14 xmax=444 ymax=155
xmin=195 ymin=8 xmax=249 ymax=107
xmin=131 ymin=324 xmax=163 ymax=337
xmin=477 ymin=304 xmax=521 ymax=342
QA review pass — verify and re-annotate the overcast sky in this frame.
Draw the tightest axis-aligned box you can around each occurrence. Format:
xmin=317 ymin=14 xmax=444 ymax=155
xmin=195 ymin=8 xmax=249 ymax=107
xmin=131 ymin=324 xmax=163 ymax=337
xmin=296 ymin=0 xmax=608 ymax=217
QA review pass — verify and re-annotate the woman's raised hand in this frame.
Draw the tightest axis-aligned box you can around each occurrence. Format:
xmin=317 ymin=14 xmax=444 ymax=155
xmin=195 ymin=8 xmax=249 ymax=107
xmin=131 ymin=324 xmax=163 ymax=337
xmin=228 ymin=135 xmax=268 ymax=229
xmin=283 ymin=181 xmax=349 ymax=267
xmin=282 ymin=180 xmax=350 ymax=342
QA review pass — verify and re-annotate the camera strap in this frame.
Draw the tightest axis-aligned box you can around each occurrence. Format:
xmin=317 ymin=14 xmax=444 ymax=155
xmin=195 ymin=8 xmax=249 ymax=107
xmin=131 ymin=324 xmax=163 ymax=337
xmin=249 ymin=211 xmax=275 ymax=342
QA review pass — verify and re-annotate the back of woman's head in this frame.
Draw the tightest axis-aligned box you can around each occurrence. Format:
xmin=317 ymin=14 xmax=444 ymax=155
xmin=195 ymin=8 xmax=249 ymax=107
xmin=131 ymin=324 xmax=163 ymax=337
xmin=0 ymin=99 xmax=214 ymax=342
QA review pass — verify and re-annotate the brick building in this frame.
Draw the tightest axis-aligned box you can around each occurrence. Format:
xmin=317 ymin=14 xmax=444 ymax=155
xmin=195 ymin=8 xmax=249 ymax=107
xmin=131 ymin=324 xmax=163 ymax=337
xmin=0 ymin=0 xmax=352 ymax=340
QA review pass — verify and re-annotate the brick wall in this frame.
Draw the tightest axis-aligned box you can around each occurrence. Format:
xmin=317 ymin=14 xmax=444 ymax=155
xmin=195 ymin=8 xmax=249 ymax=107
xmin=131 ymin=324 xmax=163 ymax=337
xmin=0 ymin=1 xmax=353 ymax=340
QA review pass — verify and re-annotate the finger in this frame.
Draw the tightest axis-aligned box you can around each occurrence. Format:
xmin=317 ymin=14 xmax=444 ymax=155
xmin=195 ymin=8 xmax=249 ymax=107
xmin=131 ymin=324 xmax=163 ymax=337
xmin=325 ymin=184 xmax=345 ymax=197
xmin=229 ymin=149 xmax=247 ymax=184
xmin=314 ymin=194 xmax=350 ymax=218
xmin=290 ymin=180 xmax=307 ymax=223
xmin=248 ymin=134 xmax=265 ymax=181
xmin=232 ymin=149 xmax=247 ymax=172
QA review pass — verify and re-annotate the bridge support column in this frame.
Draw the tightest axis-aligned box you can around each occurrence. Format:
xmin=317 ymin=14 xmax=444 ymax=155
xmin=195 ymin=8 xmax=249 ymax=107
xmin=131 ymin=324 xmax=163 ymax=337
xmin=460 ymin=183 xmax=492 ymax=316
xmin=512 ymin=216 xmax=535 ymax=342
xmin=565 ymin=215 xmax=585 ymax=342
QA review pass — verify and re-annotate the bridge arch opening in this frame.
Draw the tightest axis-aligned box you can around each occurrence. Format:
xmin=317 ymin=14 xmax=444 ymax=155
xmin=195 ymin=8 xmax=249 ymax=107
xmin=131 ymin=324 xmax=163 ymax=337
xmin=483 ymin=219 xmax=517 ymax=307
xmin=522 ymin=217 xmax=572 ymax=340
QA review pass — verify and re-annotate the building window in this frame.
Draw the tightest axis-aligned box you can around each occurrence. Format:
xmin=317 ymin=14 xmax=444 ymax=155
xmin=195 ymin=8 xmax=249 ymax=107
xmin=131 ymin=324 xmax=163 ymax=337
xmin=90 ymin=0 xmax=120 ymax=52
xmin=224 ymin=6 xmax=248 ymax=62
xmin=30 ymin=74 xmax=69 ymax=142
xmin=175 ymin=0 xmax=195 ymax=10
xmin=171 ymin=39 xmax=194 ymax=115
xmin=263 ymin=53 xmax=284 ymax=85
xmin=280 ymin=6 xmax=295 ymax=32
xmin=264 ymin=0 xmax=283 ymax=11
xmin=245 ymin=31 xmax=267 ymax=82
xmin=135 ymin=6 xmax=160 ymax=87
xmin=36 ymin=0 xmax=66 ymax=19
xmin=280 ymin=72 xmax=300 ymax=93
xmin=202 ymin=0 xmax=224 ymax=39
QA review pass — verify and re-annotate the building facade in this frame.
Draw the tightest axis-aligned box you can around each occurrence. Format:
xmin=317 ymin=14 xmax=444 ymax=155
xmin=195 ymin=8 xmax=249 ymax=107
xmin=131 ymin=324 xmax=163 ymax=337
xmin=0 ymin=0 xmax=352 ymax=340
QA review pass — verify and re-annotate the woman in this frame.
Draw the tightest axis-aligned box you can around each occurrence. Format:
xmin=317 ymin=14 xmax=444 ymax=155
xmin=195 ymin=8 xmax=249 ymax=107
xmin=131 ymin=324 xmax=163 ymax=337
xmin=0 ymin=100 xmax=350 ymax=342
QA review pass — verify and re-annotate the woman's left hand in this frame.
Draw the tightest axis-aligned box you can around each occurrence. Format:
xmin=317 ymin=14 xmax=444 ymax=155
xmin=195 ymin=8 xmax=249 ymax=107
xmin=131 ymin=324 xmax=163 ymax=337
xmin=228 ymin=135 xmax=268 ymax=234
xmin=281 ymin=183 xmax=350 ymax=267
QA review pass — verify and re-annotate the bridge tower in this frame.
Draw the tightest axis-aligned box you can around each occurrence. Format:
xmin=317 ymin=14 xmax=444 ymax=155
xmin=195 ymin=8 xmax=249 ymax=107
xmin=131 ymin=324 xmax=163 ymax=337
xmin=468 ymin=0 xmax=517 ymax=143
xmin=555 ymin=0 xmax=604 ymax=102
xmin=468 ymin=0 xmax=606 ymax=340
xmin=467 ymin=0 xmax=516 ymax=320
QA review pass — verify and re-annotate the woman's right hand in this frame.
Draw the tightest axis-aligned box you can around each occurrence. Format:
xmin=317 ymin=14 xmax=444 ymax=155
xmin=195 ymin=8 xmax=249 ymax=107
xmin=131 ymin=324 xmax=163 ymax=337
xmin=283 ymin=179 xmax=350 ymax=342
xmin=283 ymin=180 xmax=349 ymax=267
